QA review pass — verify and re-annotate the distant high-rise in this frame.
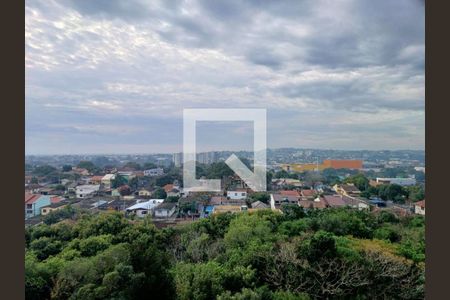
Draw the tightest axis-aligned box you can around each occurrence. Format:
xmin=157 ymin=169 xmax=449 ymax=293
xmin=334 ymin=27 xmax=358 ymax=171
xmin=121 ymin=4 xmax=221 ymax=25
xmin=172 ymin=152 xmax=182 ymax=167
xmin=197 ymin=151 xmax=218 ymax=164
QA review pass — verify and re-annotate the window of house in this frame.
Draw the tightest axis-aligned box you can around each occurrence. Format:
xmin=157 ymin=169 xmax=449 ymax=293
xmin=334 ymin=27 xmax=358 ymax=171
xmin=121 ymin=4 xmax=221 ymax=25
xmin=26 ymin=210 xmax=33 ymax=214
xmin=141 ymin=210 xmax=147 ymax=214
xmin=241 ymin=193 xmax=245 ymax=196
xmin=26 ymin=204 xmax=32 ymax=209
xmin=43 ymin=209 xmax=47 ymax=213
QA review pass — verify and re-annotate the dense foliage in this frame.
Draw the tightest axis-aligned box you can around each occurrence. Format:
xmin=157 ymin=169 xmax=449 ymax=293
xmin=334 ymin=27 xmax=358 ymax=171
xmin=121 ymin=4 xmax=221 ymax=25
xmin=25 ymin=208 xmax=424 ymax=299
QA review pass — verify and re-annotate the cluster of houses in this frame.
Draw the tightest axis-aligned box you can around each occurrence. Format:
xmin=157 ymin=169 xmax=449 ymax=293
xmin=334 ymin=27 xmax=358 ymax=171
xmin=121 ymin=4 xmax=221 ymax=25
xmin=24 ymin=165 xmax=426 ymax=225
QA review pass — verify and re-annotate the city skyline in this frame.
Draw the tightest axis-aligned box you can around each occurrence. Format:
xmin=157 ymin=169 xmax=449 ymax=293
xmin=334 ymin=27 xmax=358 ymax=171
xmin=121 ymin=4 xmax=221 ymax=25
xmin=26 ymin=0 xmax=424 ymax=154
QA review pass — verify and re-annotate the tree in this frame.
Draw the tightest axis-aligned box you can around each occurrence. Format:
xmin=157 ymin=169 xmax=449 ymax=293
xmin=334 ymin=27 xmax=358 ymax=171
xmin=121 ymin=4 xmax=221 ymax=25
xmin=406 ymin=185 xmax=425 ymax=201
xmin=344 ymin=173 xmax=369 ymax=191
xmin=248 ymin=192 xmax=270 ymax=204
xmin=123 ymin=162 xmax=141 ymax=170
xmin=62 ymin=165 xmax=72 ymax=172
xmin=143 ymin=162 xmax=157 ymax=170
xmin=153 ymin=188 xmax=167 ymax=199
xmin=378 ymin=184 xmax=407 ymax=202
xmin=77 ymin=161 xmax=96 ymax=172
xmin=112 ymin=175 xmax=127 ymax=189
xmin=32 ymin=165 xmax=57 ymax=176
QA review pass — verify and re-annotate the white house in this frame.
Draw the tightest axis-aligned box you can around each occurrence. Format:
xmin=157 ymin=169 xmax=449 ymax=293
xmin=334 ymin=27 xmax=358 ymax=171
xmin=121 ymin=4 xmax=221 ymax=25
xmin=376 ymin=177 xmax=417 ymax=186
xmin=126 ymin=199 xmax=164 ymax=218
xmin=227 ymin=189 xmax=247 ymax=200
xmin=138 ymin=189 xmax=152 ymax=197
xmin=414 ymin=200 xmax=425 ymax=215
xmin=101 ymin=174 xmax=116 ymax=189
xmin=76 ymin=184 xmax=100 ymax=199
xmin=154 ymin=202 xmax=177 ymax=218
xmin=143 ymin=168 xmax=164 ymax=177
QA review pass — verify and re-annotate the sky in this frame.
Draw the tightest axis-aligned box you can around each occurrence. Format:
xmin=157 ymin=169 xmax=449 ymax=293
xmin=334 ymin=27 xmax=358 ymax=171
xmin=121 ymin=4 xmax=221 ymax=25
xmin=25 ymin=0 xmax=425 ymax=155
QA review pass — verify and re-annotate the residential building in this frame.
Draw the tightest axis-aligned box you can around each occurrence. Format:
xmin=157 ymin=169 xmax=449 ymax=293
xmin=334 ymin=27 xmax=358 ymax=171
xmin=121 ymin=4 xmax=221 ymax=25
xmin=143 ymin=168 xmax=164 ymax=177
xmin=117 ymin=171 xmax=135 ymax=182
xmin=280 ymin=190 xmax=301 ymax=197
xmin=138 ymin=189 xmax=152 ymax=197
xmin=126 ymin=199 xmax=164 ymax=218
xmin=154 ymin=202 xmax=177 ymax=218
xmin=270 ymin=194 xmax=299 ymax=207
xmin=300 ymin=189 xmax=317 ymax=201
xmin=298 ymin=197 xmax=327 ymax=209
xmin=89 ymin=175 xmax=104 ymax=185
xmin=414 ymin=200 xmax=425 ymax=215
xmin=76 ymin=184 xmax=100 ymax=199
xmin=172 ymin=152 xmax=182 ymax=167
xmin=197 ymin=152 xmax=218 ymax=164
xmin=101 ymin=174 xmax=116 ymax=189
xmin=251 ymin=201 xmax=269 ymax=209
xmin=41 ymin=201 xmax=68 ymax=216
xmin=281 ymin=159 xmax=363 ymax=172
xmin=25 ymin=193 xmax=51 ymax=219
xmin=374 ymin=177 xmax=417 ymax=186
xmin=333 ymin=183 xmax=361 ymax=197
xmin=213 ymin=205 xmax=245 ymax=214
xmin=227 ymin=188 xmax=248 ymax=200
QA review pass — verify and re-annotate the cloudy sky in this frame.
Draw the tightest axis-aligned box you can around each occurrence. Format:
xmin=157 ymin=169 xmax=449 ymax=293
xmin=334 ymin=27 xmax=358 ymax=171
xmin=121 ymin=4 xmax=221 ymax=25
xmin=25 ymin=0 xmax=424 ymax=154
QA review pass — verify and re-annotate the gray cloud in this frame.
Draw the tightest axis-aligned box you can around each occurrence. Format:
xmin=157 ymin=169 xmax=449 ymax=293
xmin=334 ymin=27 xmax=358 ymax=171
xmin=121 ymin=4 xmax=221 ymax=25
xmin=25 ymin=0 xmax=424 ymax=154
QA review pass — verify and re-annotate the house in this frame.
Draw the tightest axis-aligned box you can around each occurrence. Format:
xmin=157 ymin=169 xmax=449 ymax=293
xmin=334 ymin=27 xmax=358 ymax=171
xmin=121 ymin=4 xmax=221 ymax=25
xmin=111 ymin=188 xmax=121 ymax=197
xmin=270 ymin=193 xmax=299 ymax=208
xmin=374 ymin=177 xmax=417 ymax=187
xmin=41 ymin=201 xmax=68 ymax=216
xmin=300 ymin=189 xmax=316 ymax=201
xmin=280 ymin=190 xmax=301 ymax=197
xmin=251 ymin=201 xmax=269 ymax=209
xmin=101 ymin=174 xmax=116 ymax=189
xmin=117 ymin=171 xmax=135 ymax=182
xmin=126 ymin=199 xmax=164 ymax=218
xmin=272 ymin=178 xmax=303 ymax=188
xmin=333 ymin=184 xmax=361 ymax=197
xmin=213 ymin=205 xmax=244 ymax=214
xmin=227 ymin=188 xmax=247 ymax=200
xmin=73 ymin=167 xmax=90 ymax=176
xmin=164 ymin=184 xmax=175 ymax=193
xmin=210 ymin=196 xmax=228 ymax=205
xmin=154 ymin=202 xmax=177 ymax=218
xmin=414 ymin=200 xmax=425 ymax=215
xmin=76 ymin=184 xmax=100 ymax=199
xmin=89 ymin=175 xmax=104 ymax=185
xmin=143 ymin=168 xmax=164 ymax=177
xmin=210 ymin=195 xmax=245 ymax=206
xmin=298 ymin=197 xmax=327 ymax=210
xmin=25 ymin=193 xmax=51 ymax=219
xmin=167 ymin=188 xmax=181 ymax=198
xmin=322 ymin=195 xmax=347 ymax=207
xmin=138 ymin=189 xmax=152 ymax=197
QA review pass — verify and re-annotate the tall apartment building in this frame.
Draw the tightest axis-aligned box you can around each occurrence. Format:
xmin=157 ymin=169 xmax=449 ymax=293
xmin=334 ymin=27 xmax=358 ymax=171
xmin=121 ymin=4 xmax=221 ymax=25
xmin=172 ymin=152 xmax=182 ymax=167
xmin=197 ymin=151 xmax=218 ymax=164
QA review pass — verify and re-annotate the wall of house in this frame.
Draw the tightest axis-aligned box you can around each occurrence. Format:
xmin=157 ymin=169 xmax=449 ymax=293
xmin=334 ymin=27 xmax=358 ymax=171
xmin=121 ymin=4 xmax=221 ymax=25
xmin=415 ymin=205 xmax=425 ymax=215
xmin=25 ymin=196 xmax=51 ymax=219
xmin=227 ymin=191 xmax=247 ymax=200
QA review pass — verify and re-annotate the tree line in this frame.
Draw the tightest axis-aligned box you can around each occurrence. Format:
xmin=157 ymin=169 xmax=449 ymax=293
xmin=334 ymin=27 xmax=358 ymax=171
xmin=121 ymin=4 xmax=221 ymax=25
xmin=26 ymin=206 xmax=424 ymax=299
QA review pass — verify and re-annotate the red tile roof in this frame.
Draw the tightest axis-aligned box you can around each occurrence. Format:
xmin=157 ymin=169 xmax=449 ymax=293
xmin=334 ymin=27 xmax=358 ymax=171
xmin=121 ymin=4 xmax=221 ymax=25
xmin=25 ymin=193 xmax=41 ymax=204
xmin=298 ymin=199 xmax=327 ymax=209
xmin=164 ymin=184 xmax=174 ymax=193
xmin=323 ymin=195 xmax=346 ymax=207
xmin=280 ymin=190 xmax=300 ymax=197
xmin=415 ymin=200 xmax=425 ymax=208
xmin=301 ymin=189 xmax=316 ymax=197
xmin=50 ymin=196 xmax=63 ymax=204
